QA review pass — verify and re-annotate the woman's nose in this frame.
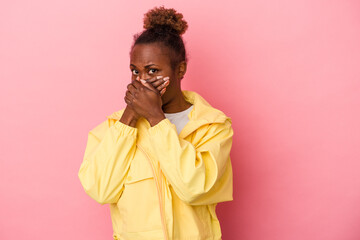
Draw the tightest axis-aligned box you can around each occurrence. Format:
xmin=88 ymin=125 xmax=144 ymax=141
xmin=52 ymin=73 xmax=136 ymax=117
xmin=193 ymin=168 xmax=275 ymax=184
xmin=140 ymin=73 xmax=150 ymax=80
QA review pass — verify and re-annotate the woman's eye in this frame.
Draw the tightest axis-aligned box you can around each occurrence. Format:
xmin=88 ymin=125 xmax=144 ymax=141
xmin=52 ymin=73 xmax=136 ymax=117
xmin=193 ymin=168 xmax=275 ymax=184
xmin=131 ymin=69 xmax=139 ymax=75
xmin=148 ymin=69 xmax=158 ymax=74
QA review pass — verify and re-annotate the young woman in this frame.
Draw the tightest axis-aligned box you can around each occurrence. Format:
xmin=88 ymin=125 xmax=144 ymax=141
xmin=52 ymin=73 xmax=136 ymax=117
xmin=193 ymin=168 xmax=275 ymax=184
xmin=78 ymin=6 xmax=234 ymax=240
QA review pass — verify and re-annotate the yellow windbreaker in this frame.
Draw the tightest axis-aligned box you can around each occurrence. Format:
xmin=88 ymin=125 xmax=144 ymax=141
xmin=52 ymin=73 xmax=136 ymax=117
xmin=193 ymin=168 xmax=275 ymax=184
xmin=78 ymin=90 xmax=234 ymax=240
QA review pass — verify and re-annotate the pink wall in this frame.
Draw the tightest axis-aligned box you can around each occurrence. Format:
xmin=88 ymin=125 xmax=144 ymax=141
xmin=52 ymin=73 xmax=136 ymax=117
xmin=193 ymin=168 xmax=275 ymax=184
xmin=1 ymin=0 xmax=359 ymax=239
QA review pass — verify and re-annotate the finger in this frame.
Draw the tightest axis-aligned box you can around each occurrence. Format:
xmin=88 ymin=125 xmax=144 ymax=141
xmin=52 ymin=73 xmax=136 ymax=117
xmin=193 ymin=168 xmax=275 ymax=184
xmin=140 ymin=79 xmax=160 ymax=94
xmin=156 ymin=79 xmax=170 ymax=92
xmin=128 ymin=81 xmax=143 ymax=95
xmin=160 ymin=87 xmax=166 ymax=96
xmin=127 ymin=83 xmax=137 ymax=93
xmin=131 ymin=80 xmax=153 ymax=96
xmin=146 ymin=75 xmax=164 ymax=84
xmin=131 ymin=79 xmax=143 ymax=89
xmin=147 ymin=76 xmax=169 ymax=86
xmin=126 ymin=90 xmax=133 ymax=98
xmin=127 ymin=81 xmax=137 ymax=91
xmin=150 ymin=78 xmax=170 ymax=88
xmin=124 ymin=96 xmax=132 ymax=105
xmin=125 ymin=90 xmax=139 ymax=102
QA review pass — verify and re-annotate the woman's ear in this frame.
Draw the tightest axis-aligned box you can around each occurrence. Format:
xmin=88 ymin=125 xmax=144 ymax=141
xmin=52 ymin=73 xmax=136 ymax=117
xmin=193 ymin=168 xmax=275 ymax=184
xmin=177 ymin=61 xmax=187 ymax=80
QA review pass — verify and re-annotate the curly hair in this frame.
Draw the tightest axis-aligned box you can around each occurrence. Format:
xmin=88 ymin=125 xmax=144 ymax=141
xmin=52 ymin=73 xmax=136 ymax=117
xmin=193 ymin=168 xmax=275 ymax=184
xmin=131 ymin=6 xmax=188 ymax=70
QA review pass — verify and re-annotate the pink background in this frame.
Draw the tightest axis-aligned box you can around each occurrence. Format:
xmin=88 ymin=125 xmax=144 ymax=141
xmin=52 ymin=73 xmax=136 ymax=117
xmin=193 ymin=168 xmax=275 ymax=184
xmin=1 ymin=0 xmax=360 ymax=239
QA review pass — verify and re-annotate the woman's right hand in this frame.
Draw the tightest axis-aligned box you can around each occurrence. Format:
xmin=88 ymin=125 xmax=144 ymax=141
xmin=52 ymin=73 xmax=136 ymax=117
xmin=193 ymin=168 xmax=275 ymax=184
xmin=137 ymin=76 xmax=170 ymax=96
xmin=121 ymin=76 xmax=169 ymax=127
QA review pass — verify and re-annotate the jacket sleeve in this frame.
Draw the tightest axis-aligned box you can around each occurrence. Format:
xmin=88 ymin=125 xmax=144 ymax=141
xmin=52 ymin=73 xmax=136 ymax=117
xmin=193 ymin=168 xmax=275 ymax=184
xmin=78 ymin=120 xmax=137 ymax=205
xmin=146 ymin=117 xmax=233 ymax=205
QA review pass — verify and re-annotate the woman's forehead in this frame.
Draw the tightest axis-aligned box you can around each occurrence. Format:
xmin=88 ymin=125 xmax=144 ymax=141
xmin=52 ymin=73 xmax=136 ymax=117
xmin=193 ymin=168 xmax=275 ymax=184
xmin=130 ymin=43 xmax=171 ymax=66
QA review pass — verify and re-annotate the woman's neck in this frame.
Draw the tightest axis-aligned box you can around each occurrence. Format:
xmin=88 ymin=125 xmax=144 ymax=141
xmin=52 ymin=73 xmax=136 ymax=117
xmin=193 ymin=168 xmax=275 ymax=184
xmin=162 ymin=89 xmax=193 ymax=113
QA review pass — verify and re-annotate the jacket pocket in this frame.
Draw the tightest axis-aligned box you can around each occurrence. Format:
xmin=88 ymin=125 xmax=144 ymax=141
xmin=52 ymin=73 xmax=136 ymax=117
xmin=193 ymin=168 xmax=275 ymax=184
xmin=117 ymin=155 xmax=163 ymax=233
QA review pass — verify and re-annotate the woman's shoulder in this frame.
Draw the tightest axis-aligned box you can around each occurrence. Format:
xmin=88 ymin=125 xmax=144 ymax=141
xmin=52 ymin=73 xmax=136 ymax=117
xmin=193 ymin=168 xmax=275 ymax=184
xmin=87 ymin=108 xmax=126 ymax=140
xmin=183 ymin=90 xmax=232 ymax=125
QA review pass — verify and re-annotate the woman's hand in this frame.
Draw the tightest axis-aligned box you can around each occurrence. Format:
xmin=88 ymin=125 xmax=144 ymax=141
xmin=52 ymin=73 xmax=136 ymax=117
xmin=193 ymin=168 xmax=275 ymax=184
xmin=136 ymin=76 xmax=170 ymax=96
xmin=125 ymin=80 xmax=165 ymax=126
xmin=119 ymin=105 xmax=140 ymax=127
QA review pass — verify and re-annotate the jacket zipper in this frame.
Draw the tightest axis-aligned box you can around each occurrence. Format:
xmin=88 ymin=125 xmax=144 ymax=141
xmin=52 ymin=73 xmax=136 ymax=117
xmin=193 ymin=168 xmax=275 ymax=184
xmin=137 ymin=144 xmax=169 ymax=240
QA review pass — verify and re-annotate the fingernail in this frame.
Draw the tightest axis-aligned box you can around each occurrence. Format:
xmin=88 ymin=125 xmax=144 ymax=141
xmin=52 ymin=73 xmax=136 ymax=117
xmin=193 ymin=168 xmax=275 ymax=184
xmin=156 ymin=76 xmax=163 ymax=79
xmin=140 ymin=79 xmax=146 ymax=84
xmin=136 ymin=76 xmax=140 ymax=81
xmin=160 ymin=88 xmax=166 ymax=95
xmin=163 ymin=76 xmax=170 ymax=81
xmin=164 ymin=80 xmax=170 ymax=86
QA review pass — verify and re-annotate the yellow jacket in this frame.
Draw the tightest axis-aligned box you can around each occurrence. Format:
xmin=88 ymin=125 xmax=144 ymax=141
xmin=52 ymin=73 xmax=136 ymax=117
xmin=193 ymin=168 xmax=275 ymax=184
xmin=78 ymin=90 xmax=234 ymax=240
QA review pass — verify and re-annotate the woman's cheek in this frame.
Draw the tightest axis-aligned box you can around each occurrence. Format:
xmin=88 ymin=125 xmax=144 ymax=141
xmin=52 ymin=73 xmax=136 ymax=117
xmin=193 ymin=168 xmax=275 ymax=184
xmin=130 ymin=75 xmax=138 ymax=82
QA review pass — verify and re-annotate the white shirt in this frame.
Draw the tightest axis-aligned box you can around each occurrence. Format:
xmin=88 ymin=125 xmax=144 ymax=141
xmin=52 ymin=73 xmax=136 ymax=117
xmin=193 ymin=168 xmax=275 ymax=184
xmin=164 ymin=105 xmax=194 ymax=135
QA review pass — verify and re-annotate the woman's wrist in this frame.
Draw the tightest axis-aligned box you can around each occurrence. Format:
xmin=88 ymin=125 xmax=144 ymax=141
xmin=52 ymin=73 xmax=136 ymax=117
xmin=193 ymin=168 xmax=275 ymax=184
xmin=147 ymin=111 xmax=166 ymax=127
xmin=120 ymin=107 xmax=139 ymax=127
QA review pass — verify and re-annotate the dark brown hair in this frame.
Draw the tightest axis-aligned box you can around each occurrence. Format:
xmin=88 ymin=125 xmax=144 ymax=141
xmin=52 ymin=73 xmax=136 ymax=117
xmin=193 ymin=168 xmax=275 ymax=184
xmin=131 ymin=6 xmax=188 ymax=70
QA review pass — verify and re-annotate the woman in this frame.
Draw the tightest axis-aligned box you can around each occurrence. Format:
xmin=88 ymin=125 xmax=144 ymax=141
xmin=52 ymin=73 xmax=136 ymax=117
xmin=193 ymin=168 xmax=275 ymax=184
xmin=78 ymin=6 xmax=234 ymax=240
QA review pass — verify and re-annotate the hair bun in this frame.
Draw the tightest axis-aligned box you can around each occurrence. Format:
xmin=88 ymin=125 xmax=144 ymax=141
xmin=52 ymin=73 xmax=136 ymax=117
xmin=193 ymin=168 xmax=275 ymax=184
xmin=143 ymin=6 xmax=188 ymax=36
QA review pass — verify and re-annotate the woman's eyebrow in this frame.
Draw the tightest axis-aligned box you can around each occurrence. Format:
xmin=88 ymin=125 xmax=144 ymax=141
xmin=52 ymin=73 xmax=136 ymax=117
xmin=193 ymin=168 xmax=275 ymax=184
xmin=144 ymin=64 xmax=157 ymax=68
xmin=130 ymin=64 xmax=158 ymax=68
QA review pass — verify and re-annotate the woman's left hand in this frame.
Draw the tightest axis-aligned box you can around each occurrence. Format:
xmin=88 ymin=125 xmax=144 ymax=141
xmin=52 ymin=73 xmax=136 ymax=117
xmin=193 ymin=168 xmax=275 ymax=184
xmin=126 ymin=80 xmax=165 ymax=126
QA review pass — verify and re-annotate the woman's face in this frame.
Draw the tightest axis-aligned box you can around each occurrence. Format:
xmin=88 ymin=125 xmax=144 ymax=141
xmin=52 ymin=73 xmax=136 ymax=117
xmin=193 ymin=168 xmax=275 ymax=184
xmin=130 ymin=43 xmax=180 ymax=103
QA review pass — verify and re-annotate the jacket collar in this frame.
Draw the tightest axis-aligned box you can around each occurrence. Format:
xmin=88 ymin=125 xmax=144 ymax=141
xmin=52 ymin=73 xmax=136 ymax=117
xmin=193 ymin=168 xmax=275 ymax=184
xmin=106 ymin=90 xmax=231 ymax=138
